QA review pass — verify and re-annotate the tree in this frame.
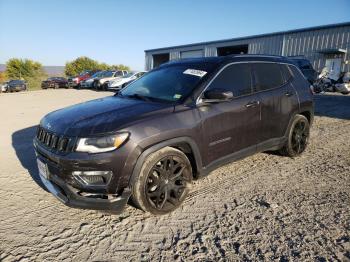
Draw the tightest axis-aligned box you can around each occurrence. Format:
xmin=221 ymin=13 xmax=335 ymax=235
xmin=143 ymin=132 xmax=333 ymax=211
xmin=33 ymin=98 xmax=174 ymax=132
xmin=6 ymin=58 xmax=44 ymax=79
xmin=65 ymin=56 xmax=100 ymax=77
xmin=65 ymin=57 xmax=132 ymax=76
xmin=111 ymin=64 xmax=131 ymax=71
xmin=0 ymin=71 xmax=7 ymax=82
xmin=5 ymin=58 xmax=46 ymax=90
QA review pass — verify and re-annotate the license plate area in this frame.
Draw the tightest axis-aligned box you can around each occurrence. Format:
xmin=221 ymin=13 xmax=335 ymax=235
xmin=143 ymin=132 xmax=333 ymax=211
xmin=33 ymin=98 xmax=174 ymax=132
xmin=37 ymin=158 xmax=49 ymax=179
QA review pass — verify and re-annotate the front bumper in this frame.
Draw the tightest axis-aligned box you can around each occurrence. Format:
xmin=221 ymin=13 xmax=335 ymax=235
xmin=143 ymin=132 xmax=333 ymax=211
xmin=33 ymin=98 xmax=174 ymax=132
xmin=68 ymin=82 xmax=78 ymax=87
xmin=38 ymin=167 xmax=131 ymax=213
xmin=33 ymin=137 xmax=139 ymax=213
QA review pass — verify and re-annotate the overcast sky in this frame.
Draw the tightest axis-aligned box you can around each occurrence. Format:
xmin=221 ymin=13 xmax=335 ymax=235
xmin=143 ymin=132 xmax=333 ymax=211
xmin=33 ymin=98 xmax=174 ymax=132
xmin=0 ymin=0 xmax=349 ymax=70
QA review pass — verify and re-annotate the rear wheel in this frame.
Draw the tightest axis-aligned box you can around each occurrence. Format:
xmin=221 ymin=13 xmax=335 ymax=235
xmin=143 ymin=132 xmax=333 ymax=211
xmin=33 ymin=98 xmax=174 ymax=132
xmin=279 ymin=114 xmax=310 ymax=157
xmin=132 ymin=147 xmax=192 ymax=215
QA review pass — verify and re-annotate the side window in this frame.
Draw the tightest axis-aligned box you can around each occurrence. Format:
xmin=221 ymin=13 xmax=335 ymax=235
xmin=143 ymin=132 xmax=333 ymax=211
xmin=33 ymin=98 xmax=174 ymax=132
xmin=208 ymin=64 xmax=252 ymax=97
xmin=253 ymin=63 xmax=284 ymax=91
xmin=280 ymin=64 xmax=293 ymax=83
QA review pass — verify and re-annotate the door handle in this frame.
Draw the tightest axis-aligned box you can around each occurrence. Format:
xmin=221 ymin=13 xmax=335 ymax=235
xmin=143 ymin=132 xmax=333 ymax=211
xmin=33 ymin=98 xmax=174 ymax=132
xmin=245 ymin=101 xmax=260 ymax=108
xmin=285 ymin=91 xmax=294 ymax=97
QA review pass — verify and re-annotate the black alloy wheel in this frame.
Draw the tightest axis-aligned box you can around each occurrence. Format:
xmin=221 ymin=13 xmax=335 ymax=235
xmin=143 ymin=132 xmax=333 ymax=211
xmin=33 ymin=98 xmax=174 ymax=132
xmin=280 ymin=114 xmax=310 ymax=157
xmin=145 ymin=156 xmax=189 ymax=210
xmin=132 ymin=147 xmax=192 ymax=215
xmin=291 ymin=119 xmax=309 ymax=154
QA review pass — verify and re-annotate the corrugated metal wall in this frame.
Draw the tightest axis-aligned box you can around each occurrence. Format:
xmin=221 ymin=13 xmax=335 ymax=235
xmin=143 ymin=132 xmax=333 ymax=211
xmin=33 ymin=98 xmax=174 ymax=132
xmin=145 ymin=24 xmax=350 ymax=72
xmin=282 ymin=25 xmax=350 ymax=72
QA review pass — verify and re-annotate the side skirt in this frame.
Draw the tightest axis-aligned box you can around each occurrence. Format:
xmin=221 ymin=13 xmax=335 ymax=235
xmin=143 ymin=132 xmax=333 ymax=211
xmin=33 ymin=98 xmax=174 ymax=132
xmin=198 ymin=137 xmax=286 ymax=178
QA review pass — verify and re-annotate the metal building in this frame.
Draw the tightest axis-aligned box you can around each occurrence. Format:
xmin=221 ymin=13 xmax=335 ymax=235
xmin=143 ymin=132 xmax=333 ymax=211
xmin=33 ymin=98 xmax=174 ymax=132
xmin=145 ymin=22 xmax=350 ymax=73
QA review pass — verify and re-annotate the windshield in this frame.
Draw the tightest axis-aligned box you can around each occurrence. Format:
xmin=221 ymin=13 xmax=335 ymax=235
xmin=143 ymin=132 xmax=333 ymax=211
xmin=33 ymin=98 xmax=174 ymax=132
xmin=123 ymin=72 xmax=134 ymax=78
xmin=91 ymin=71 xmax=103 ymax=78
xmin=120 ymin=65 xmax=208 ymax=103
xmin=102 ymin=71 xmax=114 ymax=77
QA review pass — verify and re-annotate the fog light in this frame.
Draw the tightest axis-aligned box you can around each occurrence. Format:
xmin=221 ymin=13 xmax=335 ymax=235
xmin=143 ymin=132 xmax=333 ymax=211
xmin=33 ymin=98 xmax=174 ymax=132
xmin=72 ymin=171 xmax=113 ymax=186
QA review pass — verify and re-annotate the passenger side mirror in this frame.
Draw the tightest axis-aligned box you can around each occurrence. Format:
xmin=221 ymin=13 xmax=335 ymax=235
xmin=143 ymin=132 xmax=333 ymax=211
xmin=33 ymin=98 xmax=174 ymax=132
xmin=201 ymin=88 xmax=233 ymax=103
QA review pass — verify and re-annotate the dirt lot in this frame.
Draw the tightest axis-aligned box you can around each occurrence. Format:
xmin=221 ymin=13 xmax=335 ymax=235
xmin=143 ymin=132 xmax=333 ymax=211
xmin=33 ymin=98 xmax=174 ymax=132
xmin=0 ymin=90 xmax=349 ymax=261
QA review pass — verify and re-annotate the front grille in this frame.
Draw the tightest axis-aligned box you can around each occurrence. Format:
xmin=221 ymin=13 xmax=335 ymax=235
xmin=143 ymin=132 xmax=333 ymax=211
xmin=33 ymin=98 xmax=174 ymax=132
xmin=36 ymin=127 xmax=75 ymax=153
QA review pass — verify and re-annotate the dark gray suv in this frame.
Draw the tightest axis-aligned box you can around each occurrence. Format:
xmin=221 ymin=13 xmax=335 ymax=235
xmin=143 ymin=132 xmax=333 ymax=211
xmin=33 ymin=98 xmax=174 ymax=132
xmin=34 ymin=55 xmax=314 ymax=215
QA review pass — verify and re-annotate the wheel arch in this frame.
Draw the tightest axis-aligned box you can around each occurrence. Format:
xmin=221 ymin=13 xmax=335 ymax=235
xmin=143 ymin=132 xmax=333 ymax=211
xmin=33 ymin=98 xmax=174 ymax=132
xmin=128 ymin=137 xmax=203 ymax=189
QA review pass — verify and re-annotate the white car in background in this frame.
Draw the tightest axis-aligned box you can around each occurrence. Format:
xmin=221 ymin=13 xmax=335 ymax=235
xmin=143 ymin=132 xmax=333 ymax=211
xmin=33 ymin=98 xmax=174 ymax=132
xmin=0 ymin=81 xmax=9 ymax=92
xmin=107 ymin=71 xmax=146 ymax=90
xmin=96 ymin=70 xmax=128 ymax=90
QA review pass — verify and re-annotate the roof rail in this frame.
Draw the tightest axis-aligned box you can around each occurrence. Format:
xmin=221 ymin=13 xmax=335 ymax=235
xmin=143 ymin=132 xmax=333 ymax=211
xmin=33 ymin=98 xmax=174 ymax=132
xmin=231 ymin=54 xmax=286 ymax=59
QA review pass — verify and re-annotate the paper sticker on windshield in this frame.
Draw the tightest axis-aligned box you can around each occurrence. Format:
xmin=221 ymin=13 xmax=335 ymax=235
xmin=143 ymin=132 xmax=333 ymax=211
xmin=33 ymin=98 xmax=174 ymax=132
xmin=183 ymin=69 xmax=207 ymax=78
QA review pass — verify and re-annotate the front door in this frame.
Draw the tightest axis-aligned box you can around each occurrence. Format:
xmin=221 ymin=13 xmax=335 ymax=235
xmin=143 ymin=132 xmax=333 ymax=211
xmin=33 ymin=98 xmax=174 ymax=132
xmin=198 ymin=63 xmax=260 ymax=166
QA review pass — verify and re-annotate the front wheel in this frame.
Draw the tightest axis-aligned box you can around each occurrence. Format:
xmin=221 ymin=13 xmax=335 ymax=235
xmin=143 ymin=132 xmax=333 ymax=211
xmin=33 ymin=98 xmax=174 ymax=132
xmin=279 ymin=114 xmax=310 ymax=157
xmin=132 ymin=147 xmax=193 ymax=215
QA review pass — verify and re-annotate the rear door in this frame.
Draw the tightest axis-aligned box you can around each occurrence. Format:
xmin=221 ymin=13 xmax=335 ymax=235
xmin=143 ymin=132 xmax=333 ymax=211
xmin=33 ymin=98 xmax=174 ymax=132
xmin=252 ymin=62 xmax=299 ymax=147
xmin=199 ymin=63 xmax=260 ymax=166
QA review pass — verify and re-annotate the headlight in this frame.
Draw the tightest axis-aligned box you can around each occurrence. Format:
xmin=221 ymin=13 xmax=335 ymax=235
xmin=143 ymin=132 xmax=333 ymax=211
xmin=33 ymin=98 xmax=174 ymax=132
xmin=76 ymin=133 xmax=129 ymax=153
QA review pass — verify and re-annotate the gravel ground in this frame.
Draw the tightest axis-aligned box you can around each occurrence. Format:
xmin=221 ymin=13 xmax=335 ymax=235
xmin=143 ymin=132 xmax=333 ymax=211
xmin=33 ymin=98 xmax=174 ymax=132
xmin=0 ymin=90 xmax=349 ymax=261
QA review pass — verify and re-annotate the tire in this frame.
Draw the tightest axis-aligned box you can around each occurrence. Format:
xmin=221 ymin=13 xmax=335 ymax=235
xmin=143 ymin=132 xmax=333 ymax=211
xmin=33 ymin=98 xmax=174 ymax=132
xmin=132 ymin=147 xmax=193 ymax=215
xmin=279 ymin=114 xmax=310 ymax=157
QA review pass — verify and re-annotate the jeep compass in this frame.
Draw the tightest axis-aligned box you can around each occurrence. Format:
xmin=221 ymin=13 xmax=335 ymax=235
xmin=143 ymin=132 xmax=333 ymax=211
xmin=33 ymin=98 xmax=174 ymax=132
xmin=33 ymin=55 xmax=314 ymax=215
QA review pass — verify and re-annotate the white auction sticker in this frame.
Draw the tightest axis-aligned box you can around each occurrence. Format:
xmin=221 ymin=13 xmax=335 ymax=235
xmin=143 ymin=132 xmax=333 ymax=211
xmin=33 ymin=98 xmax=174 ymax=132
xmin=183 ymin=69 xmax=207 ymax=78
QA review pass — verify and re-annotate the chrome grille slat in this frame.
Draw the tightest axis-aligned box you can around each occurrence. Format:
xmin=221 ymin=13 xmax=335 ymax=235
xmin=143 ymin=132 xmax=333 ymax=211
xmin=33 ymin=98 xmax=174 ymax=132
xmin=36 ymin=127 xmax=73 ymax=153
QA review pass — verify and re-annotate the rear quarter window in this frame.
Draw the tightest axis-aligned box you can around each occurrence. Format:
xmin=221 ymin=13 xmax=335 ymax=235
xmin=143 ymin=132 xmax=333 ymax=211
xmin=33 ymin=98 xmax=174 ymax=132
xmin=280 ymin=64 xmax=293 ymax=83
xmin=252 ymin=63 xmax=284 ymax=91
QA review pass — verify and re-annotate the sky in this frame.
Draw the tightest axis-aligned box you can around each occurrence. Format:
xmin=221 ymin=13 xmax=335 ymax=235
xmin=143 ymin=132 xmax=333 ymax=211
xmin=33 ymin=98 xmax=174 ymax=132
xmin=0 ymin=0 xmax=349 ymax=70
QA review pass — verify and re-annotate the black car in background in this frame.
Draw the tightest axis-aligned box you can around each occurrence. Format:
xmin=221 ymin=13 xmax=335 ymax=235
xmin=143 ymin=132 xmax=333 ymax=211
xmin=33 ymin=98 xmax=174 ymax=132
xmin=41 ymin=77 xmax=68 ymax=89
xmin=7 ymin=80 xmax=27 ymax=92
xmin=289 ymin=57 xmax=317 ymax=83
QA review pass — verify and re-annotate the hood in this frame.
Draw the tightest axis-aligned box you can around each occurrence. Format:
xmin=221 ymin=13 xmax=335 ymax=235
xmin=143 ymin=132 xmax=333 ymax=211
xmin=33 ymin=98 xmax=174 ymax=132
xmin=40 ymin=96 xmax=173 ymax=137
xmin=97 ymin=76 xmax=118 ymax=84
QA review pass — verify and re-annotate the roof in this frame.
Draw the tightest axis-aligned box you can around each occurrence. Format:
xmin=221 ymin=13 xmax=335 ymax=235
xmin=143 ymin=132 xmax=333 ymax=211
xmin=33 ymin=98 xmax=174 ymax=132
xmin=145 ymin=21 xmax=350 ymax=53
xmin=160 ymin=54 xmax=295 ymax=67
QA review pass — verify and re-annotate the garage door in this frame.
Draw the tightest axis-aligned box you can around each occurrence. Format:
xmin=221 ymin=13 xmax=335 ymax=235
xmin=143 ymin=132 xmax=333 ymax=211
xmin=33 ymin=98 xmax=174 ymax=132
xmin=180 ymin=50 xmax=204 ymax=59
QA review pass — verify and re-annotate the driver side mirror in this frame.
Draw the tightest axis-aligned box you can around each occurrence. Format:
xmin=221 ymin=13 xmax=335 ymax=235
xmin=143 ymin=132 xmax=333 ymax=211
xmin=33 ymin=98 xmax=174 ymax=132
xmin=201 ymin=88 xmax=233 ymax=103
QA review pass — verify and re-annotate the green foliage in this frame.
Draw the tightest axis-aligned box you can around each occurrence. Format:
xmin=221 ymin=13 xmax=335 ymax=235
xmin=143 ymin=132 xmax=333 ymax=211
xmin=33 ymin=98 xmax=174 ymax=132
xmin=111 ymin=64 xmax=131 ymax=71
xmin=65 ymin=56 xmax=131 ymax=76
xmin=65 ymin=56 xmax=100 ymax=77
xmin=5 ymin=58 xmax=46 ymax=90
xmin=6 ymin=58 xmax=45 ymax=79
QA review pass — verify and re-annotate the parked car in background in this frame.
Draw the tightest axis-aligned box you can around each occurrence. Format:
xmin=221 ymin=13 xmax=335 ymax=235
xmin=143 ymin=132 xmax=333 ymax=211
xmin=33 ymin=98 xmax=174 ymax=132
xmin=68 ymin=70 xmax=97 ymax=88
xmin=0 ymin=81 xmax=9 ymax=92
xmin=289 ymin=57 xmax=317 ymax=83
xmin=34 ymin=55 xmax=314 ymax=215
xmin=107 ymin=71 xmax=146 ymax=90
xmin=7 ymin=80 xmax=27 ymax=92
xmin=41 ymin=77 xmax=68 ymax=89
xmin=80 ymin=71 xmax=104 ymax=89
xmin=94 ymin=70 xmax=128 ymax=90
